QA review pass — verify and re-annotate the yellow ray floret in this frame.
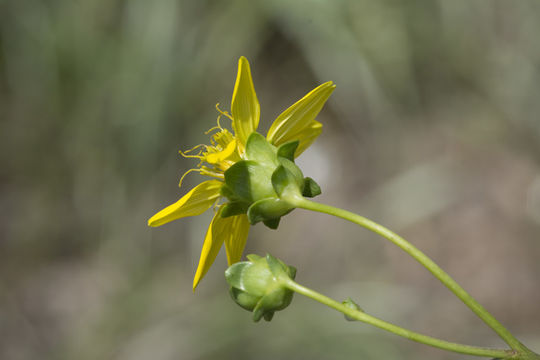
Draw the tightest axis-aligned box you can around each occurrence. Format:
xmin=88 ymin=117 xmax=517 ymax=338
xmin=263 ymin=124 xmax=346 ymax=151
xmin=223 ymin=214 xmax=250 ymax=265
xmin=267 ymin=81 xmax=335 ymax=156
xmin=231 ymin=56 xmax=260 ymax=150
xmin=147 ymin=180 xmax=222 ymax=227
xmin=193 ymin=212 xmax=250 ymax=290
xmin=283 ymin=120 xmax=323 ymax=158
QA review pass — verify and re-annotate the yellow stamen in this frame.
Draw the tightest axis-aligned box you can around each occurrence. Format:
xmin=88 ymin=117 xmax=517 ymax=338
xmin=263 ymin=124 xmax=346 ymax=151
xmin=179 ymin=152 xmax=204 ymax=160
xmin=205 ymin=126 xmax=221 ymax=135
xmin=178 ymin=168 xmax=201 ymax=187
xmin=205 ymin=113 xmax=226 ymax=136
xmin=179 ymin=144 xmax=206 ymax=158
xmin=212 ymin=201 xmax=222 ymax=212
xmin=200 ymin=166 xmax=225 ymax=179
xmin=215 ymin=103 xmax=234 ymax=121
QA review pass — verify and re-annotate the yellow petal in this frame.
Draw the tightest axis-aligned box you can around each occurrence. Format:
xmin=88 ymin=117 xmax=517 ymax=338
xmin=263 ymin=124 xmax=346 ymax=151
xmin=267 ymin=81 xmax=335 ymax=151
xmin=205 ymin=138 xmax=237 ymax=164
xmin=223 ymin=214 xmax=250 ymax=265
xmin=147 ymin=180 xmax=222 ymax=227
xmin=192 ymin=212 xmax=250 ymax=289
xmin=287 ymin=120 xmax=323 ymax=157
xmin=192 ymin=213 xmax=224 ymax=290
xmin=231 ymin=56 xmax=260 ymax=149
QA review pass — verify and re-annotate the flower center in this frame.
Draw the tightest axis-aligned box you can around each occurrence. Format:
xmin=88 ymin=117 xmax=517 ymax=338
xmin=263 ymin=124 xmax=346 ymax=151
xmin=178 ymin=112 xmax=242 ymax=186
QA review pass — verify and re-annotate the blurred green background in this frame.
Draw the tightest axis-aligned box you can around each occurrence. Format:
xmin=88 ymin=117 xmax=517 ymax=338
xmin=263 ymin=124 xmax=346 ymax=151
xmin=1 ymin=0 xmax=540 ymax=359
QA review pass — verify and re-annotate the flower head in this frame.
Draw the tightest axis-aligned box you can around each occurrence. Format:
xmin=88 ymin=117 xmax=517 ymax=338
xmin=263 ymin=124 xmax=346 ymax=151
xmin=148 ymin=56 xmax=335 ymax=289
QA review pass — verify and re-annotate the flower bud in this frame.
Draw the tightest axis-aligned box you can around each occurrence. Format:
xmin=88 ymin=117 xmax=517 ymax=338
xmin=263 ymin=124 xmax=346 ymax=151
xmin=221 ymin=132 xmax=321 ymax=229
xmin=225 ymin=254 xmax=296 ymax=322
xmin=342 ymin=297 xmax=364 ymax=321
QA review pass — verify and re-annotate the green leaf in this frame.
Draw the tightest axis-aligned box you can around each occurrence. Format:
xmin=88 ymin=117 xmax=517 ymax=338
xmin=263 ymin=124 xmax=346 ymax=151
xmin=224 ymin=160 xmax=255 ymax=202
xmin=271 ymin=165 xmax=300 ymax=197
xmin=302 ymin=177 xmax=322 ymax=198
xmin=225 ymin=160 xmax=276 ymax=202
xmin=259 ymin=286 xmax=294 ymax=312
xmin=287 ymin=265 xmax=297 ymax=280
xmin=247 ymin=198 xmax=293 ymax=224
xmin=266 ymin=253 xmax=287 ymax=278
xmin=263 ymin=311 xmax=274 ymax=322
xmin=220 ymin=202 xmax=249 ymax=217
xmin=263 ymin=218 xmax=280 ymax=229
xmin=278 ymin=157 xmax=304 ymax=184
xmin=276 ymin=140 xmax=299 ymax=161
xmin=225 ymin=262 xmax=252 ymax=291
xmin=229 ymin=287 xmax=260 ymax=311
xmin=252 ymin=300 xmax=266 ymax=322
xmin=245 ymin=132 xmax=277 ymax=165
xmin=220 ymin=184 xmax=239 ymax=202
xmin=246 ymin=254 xmax=263 ymax=262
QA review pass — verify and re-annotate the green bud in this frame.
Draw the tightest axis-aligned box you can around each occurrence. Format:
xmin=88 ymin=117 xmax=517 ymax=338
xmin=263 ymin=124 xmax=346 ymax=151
xmin=222 ymin=132 xmax=321 ymax=229
xmin=225 ymin=254 xmax=296 ymax=322
xmin=342 ymin=297 xmax=364 ymax=321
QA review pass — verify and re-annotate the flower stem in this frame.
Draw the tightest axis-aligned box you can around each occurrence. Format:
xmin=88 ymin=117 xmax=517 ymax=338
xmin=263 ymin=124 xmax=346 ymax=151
xmin=284 ymin=279 xmax=514 ymax=358
xmin=290 ymin=196 xmax=525 ymax=352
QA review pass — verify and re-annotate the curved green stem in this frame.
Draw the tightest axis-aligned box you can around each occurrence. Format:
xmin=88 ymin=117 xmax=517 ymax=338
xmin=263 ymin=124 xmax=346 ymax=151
xmin=284 ymin=279 xmax=514 ymax=358
xmin=290 ymin=196 xmax=525 ymax=352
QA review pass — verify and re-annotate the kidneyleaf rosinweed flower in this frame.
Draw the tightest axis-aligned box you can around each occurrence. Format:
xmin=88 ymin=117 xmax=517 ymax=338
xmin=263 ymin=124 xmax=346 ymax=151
xmin=148 ymin=57 xmax=335 ymax=289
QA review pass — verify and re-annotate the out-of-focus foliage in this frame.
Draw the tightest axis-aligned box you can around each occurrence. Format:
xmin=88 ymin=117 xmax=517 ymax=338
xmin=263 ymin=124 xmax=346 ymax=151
xmin=1 ymin=1 xmax=539 ymax=359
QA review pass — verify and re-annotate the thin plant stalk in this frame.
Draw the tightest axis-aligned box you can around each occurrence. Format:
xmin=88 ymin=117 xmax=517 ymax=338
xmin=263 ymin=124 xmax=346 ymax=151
xmin=284 ymin=279 xmax=514 ymax=358
xmin=289 ymin=196 xmax=527 ymax=353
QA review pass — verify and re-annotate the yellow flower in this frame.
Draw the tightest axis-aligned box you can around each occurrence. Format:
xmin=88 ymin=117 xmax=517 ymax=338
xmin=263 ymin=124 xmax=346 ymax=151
xmin=148 ymin=56 xmax=335 ymax=289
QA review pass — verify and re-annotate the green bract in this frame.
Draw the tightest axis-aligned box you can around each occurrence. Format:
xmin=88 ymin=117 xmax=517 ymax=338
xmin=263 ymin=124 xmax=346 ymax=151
xmin=221 ymin=132 xmax=321 ymax=229
xmin=225 ymin=254 xmax=296 ymax=322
